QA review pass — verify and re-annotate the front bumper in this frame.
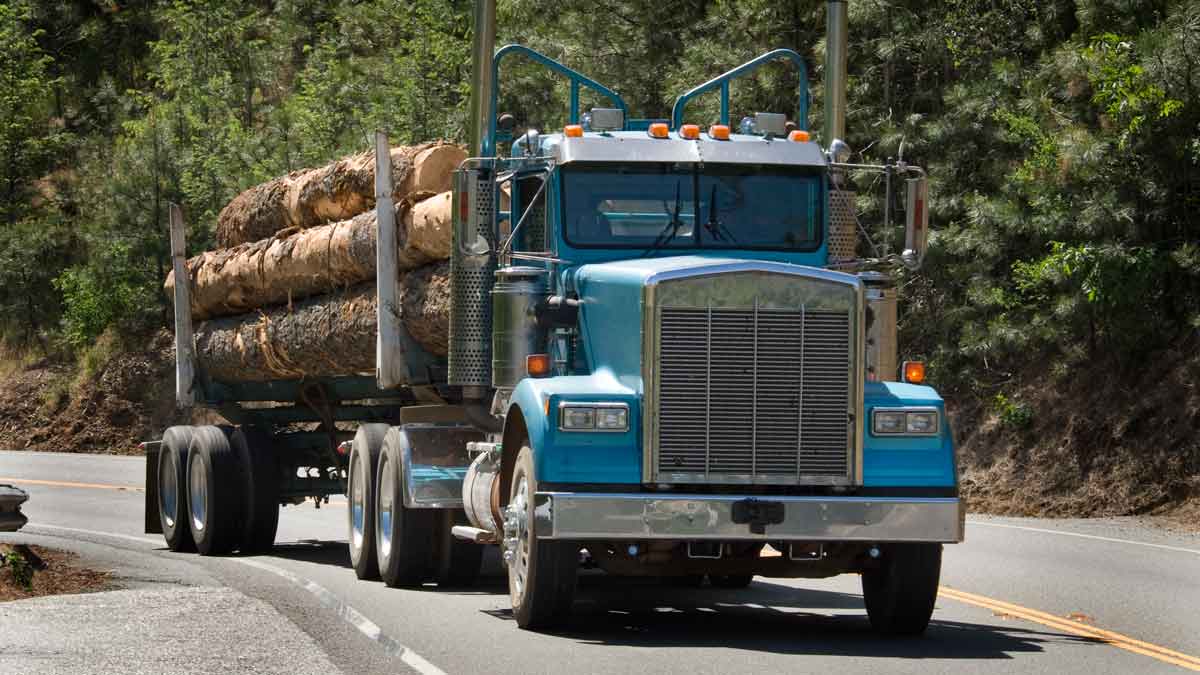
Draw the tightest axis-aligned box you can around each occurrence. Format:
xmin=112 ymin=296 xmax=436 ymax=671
xmin=533 ymin=492 xmax=964 ymax=543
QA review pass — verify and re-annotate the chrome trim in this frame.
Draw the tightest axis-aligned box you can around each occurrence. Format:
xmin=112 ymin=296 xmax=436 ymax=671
xmin=871 ymin=406 xmax=940 ymax=437
xmin=554 ymin=135 xmax=828 ymax=167
xmin=533 ymin=492 xmax=964 ymax=542
xmin=641 ymin=261 xmax=865 ymax=486
xmin=557 ymin=401 xmax=630 ymax=433
xmin=398 ymin=423 xmax=483 ymax=509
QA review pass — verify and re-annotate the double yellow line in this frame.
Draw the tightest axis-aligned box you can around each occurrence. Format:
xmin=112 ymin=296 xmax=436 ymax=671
xmin=0 ymin=476 xmax=144 ymax=492
xmin=940 ymin=586 xmax=1200 ymax=671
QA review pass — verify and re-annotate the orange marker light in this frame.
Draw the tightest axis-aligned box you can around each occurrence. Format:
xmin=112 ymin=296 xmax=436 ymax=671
xmin=788 ymin=129 xmax=811 ymax=142
xmin=679 ymin=124 xmax=700 ymax=140
xmin=564 ymin=124 xmax=584 ymax=138
xmin=903 ymin=361 xmax=926 ymax=384
xmin=648 ymin=122 xmax=669 ymax=139
xmin=708 ymin=124 xmax=731 ymax=140
xmin=527 ymin=353 xmax=552 ymax=377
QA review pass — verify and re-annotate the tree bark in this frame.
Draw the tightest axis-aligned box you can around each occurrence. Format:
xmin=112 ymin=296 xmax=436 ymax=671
xmin=193 ymin=263 xmax=450 ymax=383
xmin=166 ymin=191 xmax=453 ymax=320
xmin=215 ymin=142 xmax=465 ymax=248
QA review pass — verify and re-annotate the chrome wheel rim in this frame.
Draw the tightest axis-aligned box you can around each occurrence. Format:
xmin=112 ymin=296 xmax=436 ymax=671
xmin=160 ymin=451 xmax=177 ymax=529
xmin=350 ymin=452 xmax=365 ymax=552
xmin=377 ymin=456 xmax=394 ymax=563
xmin=504 ymin=475 xmax=530 ymax=603
xmin=189 ymin=452 xmax=207 ymax=533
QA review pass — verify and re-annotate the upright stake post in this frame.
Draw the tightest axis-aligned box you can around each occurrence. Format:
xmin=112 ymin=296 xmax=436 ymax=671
xmin=375 ymin=131 xmax=407 ymax=389
xmin=168 ymin=203 xmax=195 ymax=408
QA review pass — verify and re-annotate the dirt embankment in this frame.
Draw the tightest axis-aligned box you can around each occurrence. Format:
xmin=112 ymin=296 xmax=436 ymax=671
xmin=0 ymin=544 xmax=112 ymax=602
xmin=0 ymin=330 xmax=183 ymax=455
xmin=951 ymin=338 xmax=1200 ymax=528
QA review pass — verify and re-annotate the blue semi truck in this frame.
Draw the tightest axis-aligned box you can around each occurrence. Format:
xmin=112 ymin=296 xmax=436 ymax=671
xmin=146 ymin=0 xmax=962 ymax=633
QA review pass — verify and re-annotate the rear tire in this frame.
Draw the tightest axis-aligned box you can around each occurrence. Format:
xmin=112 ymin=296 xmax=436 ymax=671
xmin=348 ymin=424 xmax=389 ymax=580
xmin=862 ymin=543 xmax=942 ymax=636
xmin=376 ymin=427 xmax=435 ymax=587
xmin=230 ymin=426 xmax=279 ymax=554
xmin=507 ymin=444 xmax=577 ymax=630
xmin=158 ymin=426 xmax=196 ymax=552
xmin=186 ymin=426 xmax=243 ymax=556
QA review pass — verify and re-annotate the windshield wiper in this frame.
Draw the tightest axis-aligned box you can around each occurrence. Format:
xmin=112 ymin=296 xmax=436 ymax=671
xmin=703 ymin=184 xmax=737 ymax=243
xmin=642 ymin=181 xmax=687 ymax=256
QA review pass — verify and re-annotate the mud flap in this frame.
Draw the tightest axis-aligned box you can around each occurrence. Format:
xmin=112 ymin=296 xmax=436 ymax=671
xmin=144 ymin=441 xmax=162 ymax=534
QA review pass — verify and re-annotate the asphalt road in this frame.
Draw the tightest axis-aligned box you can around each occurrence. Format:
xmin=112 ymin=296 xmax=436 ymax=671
xmin=2 ymin=450 xmax=1198 ymax=674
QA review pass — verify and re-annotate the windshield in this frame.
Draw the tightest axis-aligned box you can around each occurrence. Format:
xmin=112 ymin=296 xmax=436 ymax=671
xmin=562 ymin=163 xmax=823 ymax=251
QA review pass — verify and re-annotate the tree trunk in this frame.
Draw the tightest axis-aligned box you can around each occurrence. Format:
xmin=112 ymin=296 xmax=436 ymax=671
xmin=193 ymin=263 xmax=450 ymax=383
xmin=166 ymin=190 xmax=452 ymax=320
xmin=215 ymin=142 xmax=465 ymax=248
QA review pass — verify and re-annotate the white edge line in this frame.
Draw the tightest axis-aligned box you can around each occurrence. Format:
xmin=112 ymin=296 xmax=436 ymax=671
xmin=17 ymin=524 xmax=447 ymax=675
xmin=969 ymin=520 xmax=1200 ymax=556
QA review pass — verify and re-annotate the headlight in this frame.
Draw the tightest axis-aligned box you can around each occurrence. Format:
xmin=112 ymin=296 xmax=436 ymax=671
xmin=871 ymin=408 xmax=939 ymax=436
xmin=559 ymin=403 xmax=629 ymax=432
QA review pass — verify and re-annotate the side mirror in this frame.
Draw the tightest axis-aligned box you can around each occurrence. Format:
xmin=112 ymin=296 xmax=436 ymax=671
xmin=902 ymin=176 xmax=929 ymax=269
xmin=452 ymin=169 xmax=492 ymax=257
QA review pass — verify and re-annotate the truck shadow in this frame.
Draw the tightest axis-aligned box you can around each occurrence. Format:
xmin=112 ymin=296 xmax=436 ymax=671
xmin=481 ymin=578 xmax=1100 ymax=660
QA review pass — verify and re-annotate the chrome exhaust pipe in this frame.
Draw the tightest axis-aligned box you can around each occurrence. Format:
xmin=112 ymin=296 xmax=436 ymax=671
xmin=824 ymin=0 xmax=848 ymax=144
xmin=467 ymin=0 xmax=497 ymax=158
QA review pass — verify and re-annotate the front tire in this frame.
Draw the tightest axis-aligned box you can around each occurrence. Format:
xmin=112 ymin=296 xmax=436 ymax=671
xmin=862 ymin=543 xmax=943 ymax=636
xmin=158 ymin=426 xmax=196 ymax=552
xmin=506 ymin=444 xmax=577 ymax=630
xmin=348 ymin=424 xmax=389 ymax=580
xmin=186 ymin=426 xmax=244 ymax=556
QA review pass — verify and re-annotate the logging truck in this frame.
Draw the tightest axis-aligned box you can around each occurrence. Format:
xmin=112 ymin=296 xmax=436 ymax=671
xmin=145 ymin=0 xmax=963 ymax=634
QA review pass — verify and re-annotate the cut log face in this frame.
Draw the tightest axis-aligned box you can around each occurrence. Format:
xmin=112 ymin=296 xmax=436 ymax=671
xmin=193 ymin=264 xmax=451 ymax=383
xmin=167 ymin=191 xmax=454 ymax=320
xmin=215 ymin=143 xmax=466 ymax=249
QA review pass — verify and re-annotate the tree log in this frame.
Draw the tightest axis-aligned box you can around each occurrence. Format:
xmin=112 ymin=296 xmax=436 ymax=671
xmin=167 ymin=191 xmax=453 ymax=320
xmin=194 ymin=263 xmax=451 ymax=383
xmin=215 ymin=142 xmax=465 ymax=248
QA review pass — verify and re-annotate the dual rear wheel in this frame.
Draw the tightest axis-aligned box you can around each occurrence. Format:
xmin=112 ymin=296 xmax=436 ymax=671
xmin=157 ymin=425 xmax=280 ymax=556
xmin=347 ymin=424 xmax=481 ymax=587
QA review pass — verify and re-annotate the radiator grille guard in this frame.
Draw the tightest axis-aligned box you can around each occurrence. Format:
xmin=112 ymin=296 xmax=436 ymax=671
xmin=643 ymin=267 xmax=864 ymax=486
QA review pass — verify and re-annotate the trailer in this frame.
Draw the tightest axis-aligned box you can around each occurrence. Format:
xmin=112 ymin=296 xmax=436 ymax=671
xmin=146 ymin=0 xmax=963 ymax=634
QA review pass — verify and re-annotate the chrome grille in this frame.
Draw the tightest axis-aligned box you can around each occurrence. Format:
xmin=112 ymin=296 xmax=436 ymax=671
xmin=656 ymin=306 xmax=852 ymax=483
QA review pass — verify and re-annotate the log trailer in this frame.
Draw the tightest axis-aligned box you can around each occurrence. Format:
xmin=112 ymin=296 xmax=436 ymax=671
xmin=145 ymin=0 xmax=963 ymax=633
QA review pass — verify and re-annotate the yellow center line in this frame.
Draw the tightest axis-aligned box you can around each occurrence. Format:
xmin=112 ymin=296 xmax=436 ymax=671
xmin=940 ymin=586 xmax=1200 ymax=671
xmin=0 ymin=477 xmax=144 ymax=492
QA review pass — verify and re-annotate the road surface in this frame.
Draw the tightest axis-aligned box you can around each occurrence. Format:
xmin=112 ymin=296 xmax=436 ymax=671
xmin=2 ymin=450 xmax=1198 ymax=674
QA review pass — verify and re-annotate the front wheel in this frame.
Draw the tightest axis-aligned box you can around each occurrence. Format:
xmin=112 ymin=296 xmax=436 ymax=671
xmin=862 ymin=543 xmax=942 ymax=636
xmin=505 ymin=444 xmax=577 ymax=630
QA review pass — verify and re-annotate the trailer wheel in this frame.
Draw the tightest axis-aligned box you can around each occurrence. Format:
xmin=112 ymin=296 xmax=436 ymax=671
xmin=230 ymin=426 xmax=279 ymax=554
xmin=862 ymin=543 xmax=942 ymax=636
xmin=375 ymin=427 xmax=435 ymax=587
xmin=158 ymin=426 xmax=196 ymax=552
xmin=348 ymin=423 xmax=389 ymax=580
xmin=434 ymin=509 xmax=482 ymax=587
xmin=507 ymin=444 xmax=577 ymax=630
xmin=186 ymin=426 xmax=244 ymax=556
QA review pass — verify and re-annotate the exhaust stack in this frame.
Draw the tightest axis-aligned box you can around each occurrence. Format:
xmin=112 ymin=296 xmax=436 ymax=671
xmin=467 ymin=0 xmax=497 ymax=157
xmin=824 ymin=0 xmax=848 ymax=144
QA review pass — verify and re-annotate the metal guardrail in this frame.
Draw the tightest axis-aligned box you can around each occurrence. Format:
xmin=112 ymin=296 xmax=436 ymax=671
xmin=0 ymin=484 xmax=29 ymax=532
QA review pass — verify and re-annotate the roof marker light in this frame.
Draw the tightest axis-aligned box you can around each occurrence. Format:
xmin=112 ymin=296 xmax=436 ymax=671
xmin=679 ymin=124 xmax=700 ymax=140
xmin=708 ymin=124 xmax=731 ymax=140
xmin=788 ymin=129 xmax=811 ymax=142
xmin=564 ymin=124 xmax=584 ymax=138
xmin=648 ymin=122 xmax=669 ymax=139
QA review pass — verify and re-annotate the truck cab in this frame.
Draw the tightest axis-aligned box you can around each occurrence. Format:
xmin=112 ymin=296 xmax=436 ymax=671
xmin=442 ymin=44 xmax=963 ymax=631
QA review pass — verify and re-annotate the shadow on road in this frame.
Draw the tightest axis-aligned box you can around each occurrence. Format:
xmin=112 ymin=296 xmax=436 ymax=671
xmin=483 ymin=578 xmax=1096 ymax=660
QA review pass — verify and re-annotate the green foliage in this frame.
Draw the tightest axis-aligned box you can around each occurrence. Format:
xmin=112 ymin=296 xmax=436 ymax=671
xmin=993 ymin=392 xmax=1034 ymax=430
xmin=0 ymin=549 xmax=34 ymax=591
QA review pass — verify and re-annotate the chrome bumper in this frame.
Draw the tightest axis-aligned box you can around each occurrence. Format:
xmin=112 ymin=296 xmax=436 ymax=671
xmin=532 ymin=493 xmax=964 ymax=543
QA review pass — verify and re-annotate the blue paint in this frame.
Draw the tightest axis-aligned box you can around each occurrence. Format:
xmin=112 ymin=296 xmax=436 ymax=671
xmin=862 ymin=381 xmax=957 ymax=487
xmin=671 ymin=49 xmax=810 ymax=130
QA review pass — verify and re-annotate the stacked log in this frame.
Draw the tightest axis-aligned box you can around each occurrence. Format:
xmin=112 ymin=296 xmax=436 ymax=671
xmin=170 ymin=143 xmax=467 ymax=384
xmin=193 ymin=261 xmax=451 ymax=382
xmin=166 ymin=192 xmax=452 ymax=320
xmin=215 ymin=142 xmax=465 ymax=248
